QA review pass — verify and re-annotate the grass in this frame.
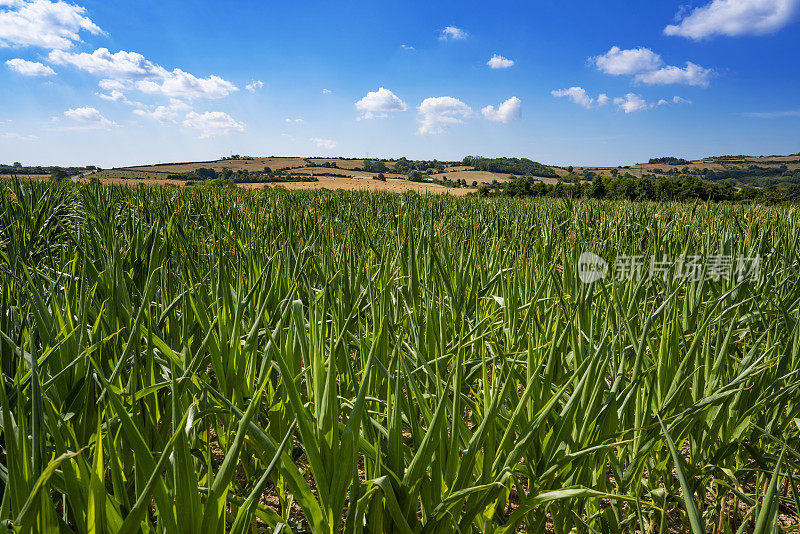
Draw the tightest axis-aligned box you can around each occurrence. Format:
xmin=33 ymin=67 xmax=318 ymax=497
xmin=0 ymin=178 xmax=799 ymax=533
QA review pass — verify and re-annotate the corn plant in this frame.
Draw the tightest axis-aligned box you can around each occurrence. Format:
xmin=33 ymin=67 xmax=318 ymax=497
xmin=0 ymin=178 xmax=798 ymax=533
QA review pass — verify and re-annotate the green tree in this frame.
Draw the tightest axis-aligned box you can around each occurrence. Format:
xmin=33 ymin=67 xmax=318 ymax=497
xmin=50 ymin=167 xmax=69 ymax=182
xmin=363 ymin=160 xmax=388 ymax=173
xmin=589 ymin=175 xmax=606 ymax=198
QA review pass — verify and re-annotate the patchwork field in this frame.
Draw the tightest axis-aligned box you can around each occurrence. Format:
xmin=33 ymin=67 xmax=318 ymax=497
xmin=8 ymin=153 xmax=800 ymax=198
xmin=93 ymin=156 xmax=568 ymax=193
xmin=574 ymin=155 xmax=800 ymax=179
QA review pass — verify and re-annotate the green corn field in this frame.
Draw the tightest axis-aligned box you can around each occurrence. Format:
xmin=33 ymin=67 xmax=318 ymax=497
xmin=1 ymin=178 xmax=799 ymax=533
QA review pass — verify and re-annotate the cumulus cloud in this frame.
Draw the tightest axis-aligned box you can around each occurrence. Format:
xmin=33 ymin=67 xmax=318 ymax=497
xmin=133 ymin=105 xmax=179 ymax=123
xmin=355 ymin=87 xmax=407 ymax=119
xmin=0 ymin=0 xmax=103 ymax=49
xmin=481 ymin=96 xmax=521 ymax=122
xmin=133 ymin=99 xmax=190 ymax=123
xmin=6 ymin=57 xmax=55 ymax=75
xmin=634 ymin=62 xmax=713 ymax=87
xmin=439 ymin=26 xmax=467 ymax=40
xmin=321 ymin=88 xmax=332 ymax=94
xmin=97 ymin=89 xmax=141 ymax=106
xmin=400 ymin=44 xmax=414 ymax=50
xmin=487 ymin=54 xmax=514 ymax=69
xmin=591 ymin=46 xmax=662 ymax=75
xmin=551 ymin=87 xmax=594 ymax=108
xmin=246 ymin=80 xmax=263 ymax=92
xmin=136 ymin=69 xmax=237 ymax=99
xmin=613 ymin=93 xmax=650 ymax=113
xmin=49 ymin=48 xmax=238 ymax=98
xmin=597 ymin=93 xmax=610 ymax=106
xmin=590 ymin=45 xmax=714 ymax=87
xmin=98 ymin=78 xmax=130 ymax=91
xmin=49 ymin=48 xmax=155 ymax=78
xmin=665 ymin=0 xmax=800 ymax=39
xmin=284 ymin=118 xmax=303 ymax=123
xmin=417 ymin=96 xmax=472 ymax=134
xmin=183 ymin=111 xmax=245 ymax=138
xmin=310 ymin=137 xmax=336 ymax=149
xmin=62 ymin=106 xmax=116 ymax=129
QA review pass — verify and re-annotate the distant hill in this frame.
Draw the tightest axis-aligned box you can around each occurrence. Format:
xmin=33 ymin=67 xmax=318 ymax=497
xmin=11 ymin=152 xmax=797 ymax=193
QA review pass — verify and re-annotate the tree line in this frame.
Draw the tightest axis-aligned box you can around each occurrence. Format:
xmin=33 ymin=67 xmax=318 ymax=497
xmin=462 ymin=156 xmax=558 ymax=178
xmin=480 ymin=174 xmax=800 ymax=204
xmin=648 ymin=156 xmax=690 ymax=165
xmin=3 ymin=163 xmax=97 ymax=176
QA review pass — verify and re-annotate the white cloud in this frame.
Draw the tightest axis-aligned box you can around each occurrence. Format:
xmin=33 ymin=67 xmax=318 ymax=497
xmin=133 ymin=106 xmax=178 ymax=123
xmin=487 ymin=54 xmax=514 ymax=69
xmin=49 ymin=48 xmax=238 ymax=99
xmin=309 ymin=137 xmax=336 ymax=149
xmin=417 ymin=96 xmax=472 ymax=134
xmin=591 ymin=46 xmax=662 ymax=75
xmin=665 ymin=0 xmax=800 ymax=39
xmin=551 ymin=87 xmax=594 ymax=108
xmin=133 ymin=99 xmax=190 ymax=123
xmin=97 ymin=89 xmax=140 ymax=106
xmin=284 ymin=117 xmax=303 ymax=123
xmin=183 ymin=111 xmax=245 ymax=138
xmin=634 ymin=62 xmax=713 ymax=87
xmin=1 ymin=132 xmax=37 ymax=141
xmin=400 ymin=44 xmax=414 ymax=50
xmin=439 ymin=26 xmax=467 ymax=40
xmin=0 ymin=0 xmax=102 ymax=50
xmin=321 ymin=88 xmax=332 ymax=94
xmin=62 ymin=106 xmax=116 ymax=129
xmin=355 ymin=87 xmax=408 ymax=119
xmin=552 ymin=89 xmax=686 ymax=113
xmin=657 ymin=96 xmax=692 ymax=106
xmin=246 ymin=80 xmax=263 ymax=92
xmin=613 ymin=93 xmax=650 ymax=114
xmin=98 ymin=78 xmax=130 ymax=91
xmin=591 ymin=45 xmax=714 ymax=87
xmin=481 ymin=96 xmax=521 ymax=122
xmin=133 ymin=106 xmax=178 ymax=122
xmin=135 ymin=69 xmax=237 ymax=99
xmin=49 ymin=48 xmax=160 ymax=78
xmin=6 ymin=57 xmax=55 ymax=75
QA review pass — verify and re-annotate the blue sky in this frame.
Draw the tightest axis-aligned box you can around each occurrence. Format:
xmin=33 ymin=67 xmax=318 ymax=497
xmin=0 ymin=0 xmax=798 ymax=167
